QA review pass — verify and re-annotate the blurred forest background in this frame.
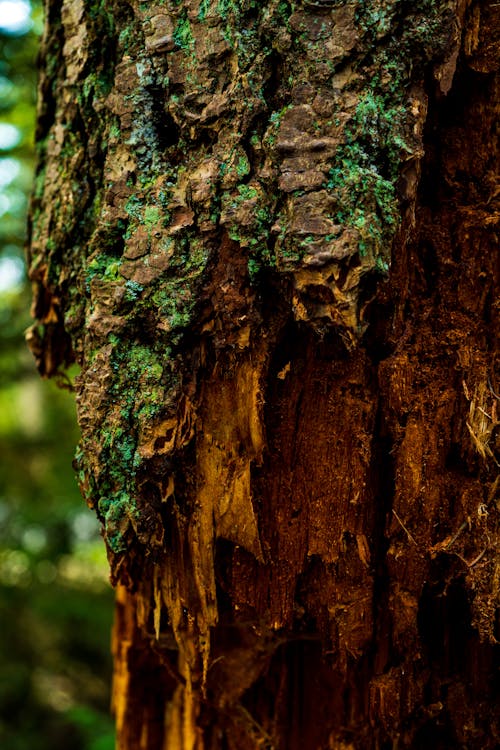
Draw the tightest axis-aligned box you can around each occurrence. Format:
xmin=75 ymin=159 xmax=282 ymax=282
xmin=0 ymin=1 xmax=115 ymax=747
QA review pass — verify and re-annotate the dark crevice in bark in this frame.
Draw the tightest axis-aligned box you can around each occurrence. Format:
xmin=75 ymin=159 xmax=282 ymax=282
xmin=261 ymin=48 xmax=286 ymax=116
xmin=214 ymin=539 xmax=236 ymax=619
xmin=369 ymin=393 xmax=397 ymax=676
xmin=146 ymin=86 xmax=181 ymax=151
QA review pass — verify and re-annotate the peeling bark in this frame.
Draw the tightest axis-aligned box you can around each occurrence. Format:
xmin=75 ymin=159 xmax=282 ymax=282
xmin=28 ymin=0 xmax=499 ymax=747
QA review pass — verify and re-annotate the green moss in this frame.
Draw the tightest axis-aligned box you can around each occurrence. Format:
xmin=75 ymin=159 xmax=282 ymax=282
xmin=322 ymin=86 xmax=406 ymax=261
xmin=118 ymin=25 xmax=134 ymax=49
xmin=235 ymin=154 xmax=250 ymax=178
xmin=33 ymin=165 xmax=47 ymax=201
xmin=85 ymin=254 xmax=122 ymax=288
xmin=124 ymin=280 xmax=144 ymax=301
xmin=125 ymin=195 xmax=143 ymax=220
xmin=108 ymin=123 xmax=121 ymax=143
xmin=144 ymin=205 xmax=161 ymax=228
xmin=247 ymin=258 xmax=261 ymax=281
xmin=82 ymin=333 xmax=176 ymax=549
xmin=151 ymin=285 xmax=193 ymax=331
xmin=236 ymin=183 xmax=258 ymax=201
xmin=375 ymin=256 xmax=390 ymax=274
xmin=198 ymin=0 xmax=210 ymax=21
xmin=173 ymin=12 xmax=194 ymax=51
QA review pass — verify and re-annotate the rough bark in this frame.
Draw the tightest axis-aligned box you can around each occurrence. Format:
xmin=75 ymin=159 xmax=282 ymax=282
xmin=27 ymin=0 xmax=499 ymax=748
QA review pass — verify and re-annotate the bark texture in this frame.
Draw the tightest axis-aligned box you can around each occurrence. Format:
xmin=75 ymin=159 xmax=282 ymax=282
xmin=27 ymin=0 xmax=499 ymax=748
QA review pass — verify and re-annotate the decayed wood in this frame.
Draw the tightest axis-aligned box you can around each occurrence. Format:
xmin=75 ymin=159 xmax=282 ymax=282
xmin=27 ymin=0 xmax=499 ymax=747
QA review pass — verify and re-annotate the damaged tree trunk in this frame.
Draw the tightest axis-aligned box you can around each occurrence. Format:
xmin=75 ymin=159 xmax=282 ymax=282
xmin=27 ymin=0 xmax=499 ymax=747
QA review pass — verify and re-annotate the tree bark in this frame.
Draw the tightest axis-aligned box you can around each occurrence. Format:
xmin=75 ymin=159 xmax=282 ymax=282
xmin=27 ymin=0 xmax=499 ymax=747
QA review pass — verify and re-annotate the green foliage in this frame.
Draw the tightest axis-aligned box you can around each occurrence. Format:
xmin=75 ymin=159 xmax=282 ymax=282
xmin=0 ymin=3 xmax=114 ymax=748
xmin=0 ymin=3 xmax=39 ymax=256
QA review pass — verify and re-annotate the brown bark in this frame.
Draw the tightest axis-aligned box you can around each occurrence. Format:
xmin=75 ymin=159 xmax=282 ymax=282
xmin=27 ymin=0 xmax=499 ymax=747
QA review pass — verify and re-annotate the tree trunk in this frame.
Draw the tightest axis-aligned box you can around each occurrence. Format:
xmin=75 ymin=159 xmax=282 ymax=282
xmin=27 ymin=0 xmax=499 ymax=747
